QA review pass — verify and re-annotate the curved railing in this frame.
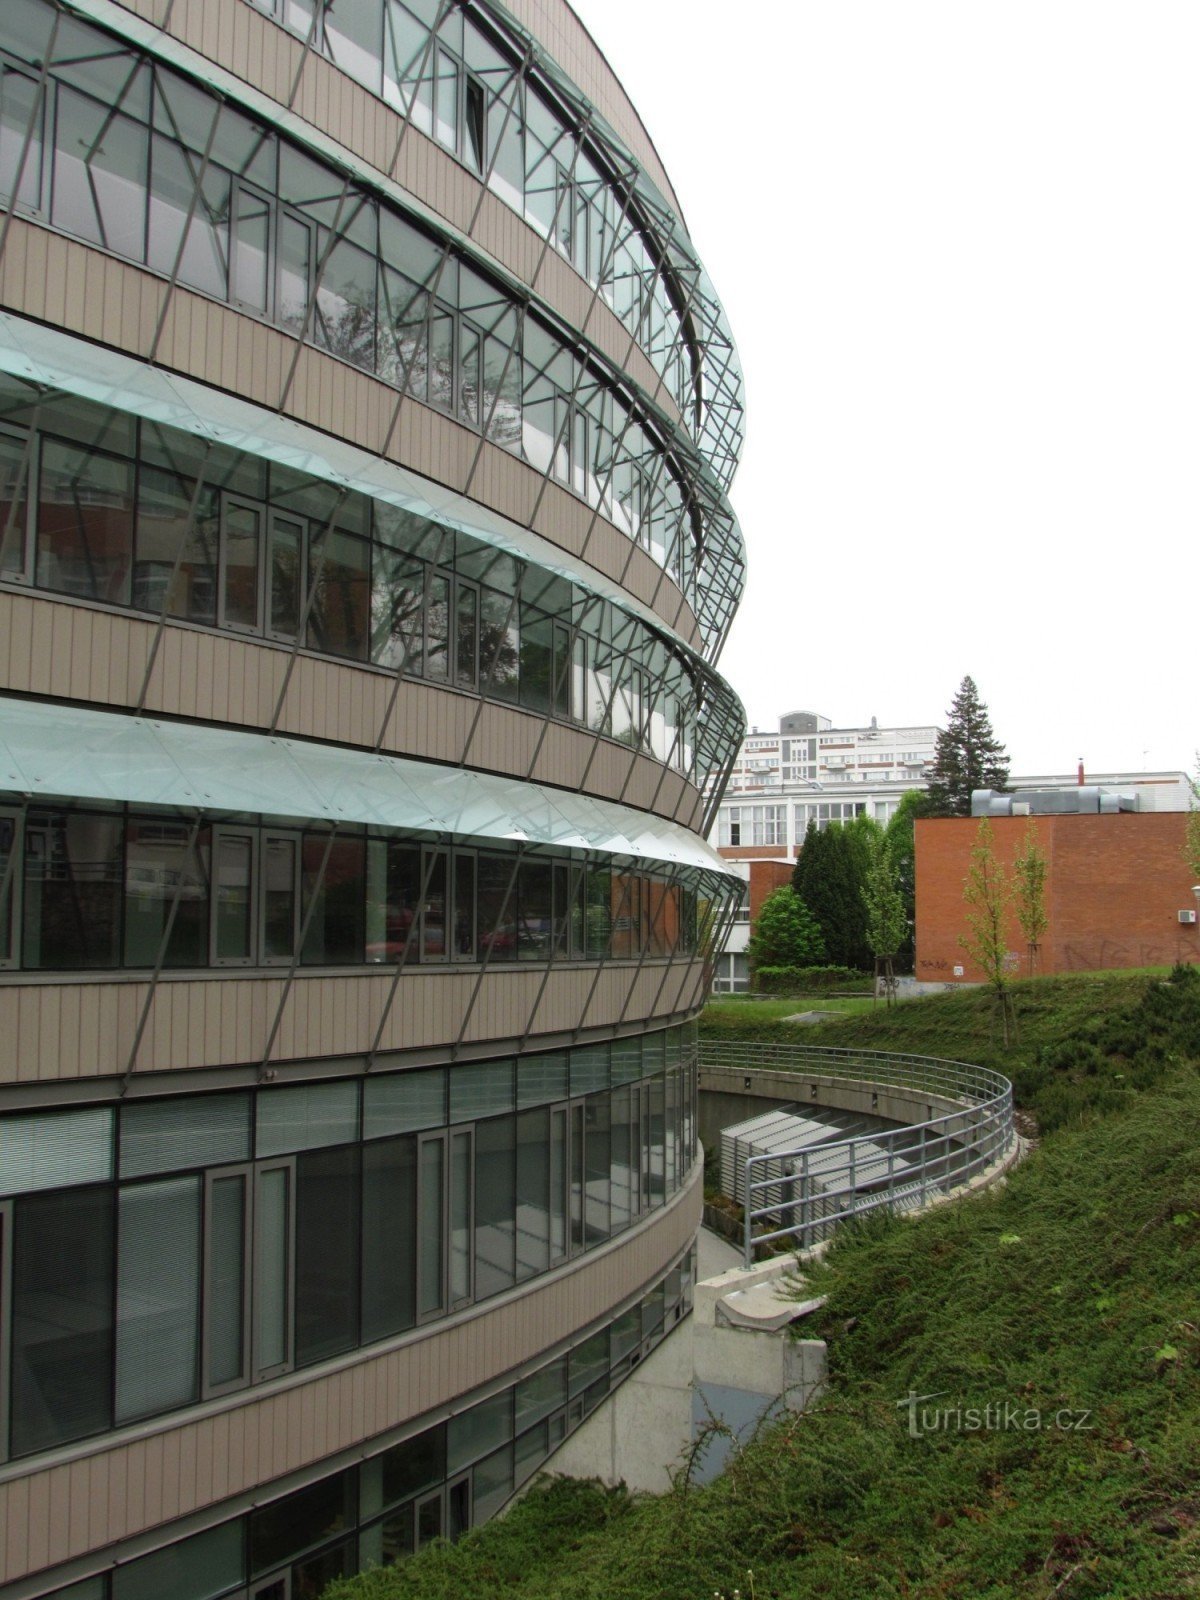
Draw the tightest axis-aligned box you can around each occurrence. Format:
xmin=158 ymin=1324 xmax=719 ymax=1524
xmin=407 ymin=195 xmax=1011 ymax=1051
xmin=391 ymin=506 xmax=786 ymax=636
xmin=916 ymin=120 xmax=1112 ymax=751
xmin=699 ymin=1042 xmax=1016 ymax=1266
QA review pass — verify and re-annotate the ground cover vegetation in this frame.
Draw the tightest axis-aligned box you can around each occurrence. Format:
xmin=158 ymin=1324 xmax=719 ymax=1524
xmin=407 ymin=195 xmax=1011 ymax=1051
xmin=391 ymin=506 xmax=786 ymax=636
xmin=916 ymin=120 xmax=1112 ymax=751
xmin=327 ymin=969 xmax=1200 ymax=1598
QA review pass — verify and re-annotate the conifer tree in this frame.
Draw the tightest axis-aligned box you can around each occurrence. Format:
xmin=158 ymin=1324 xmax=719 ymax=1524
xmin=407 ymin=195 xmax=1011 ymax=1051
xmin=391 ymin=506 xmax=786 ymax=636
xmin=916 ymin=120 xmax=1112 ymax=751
xmin=924 ymin=675 xmax=1010 ymax=817
xmin=791 ymin=819 xmax=873 ymax=970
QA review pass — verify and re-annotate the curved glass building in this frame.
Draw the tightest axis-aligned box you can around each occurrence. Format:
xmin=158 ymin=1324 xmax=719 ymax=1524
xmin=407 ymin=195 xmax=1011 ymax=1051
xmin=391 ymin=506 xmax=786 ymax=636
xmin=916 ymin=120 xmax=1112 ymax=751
xmin=0 ymin=2 xmax=746 ymax=1594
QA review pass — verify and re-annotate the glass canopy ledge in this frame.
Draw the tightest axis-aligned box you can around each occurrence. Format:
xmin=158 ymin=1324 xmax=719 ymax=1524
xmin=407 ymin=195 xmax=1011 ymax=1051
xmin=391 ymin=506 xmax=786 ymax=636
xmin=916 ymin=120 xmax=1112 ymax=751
xmin=0 ymin=696 xmax=735 ymax=876
xmin=0 ymin=310 xmax=712 ymax=663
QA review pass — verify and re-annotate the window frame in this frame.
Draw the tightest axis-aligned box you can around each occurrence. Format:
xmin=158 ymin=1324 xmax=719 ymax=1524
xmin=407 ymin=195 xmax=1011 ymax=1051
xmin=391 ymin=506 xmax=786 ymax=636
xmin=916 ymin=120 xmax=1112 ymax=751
xmin=0 ymin=805 xmax=23 ymax=970
xmin=218 ymin=492 xmax=267 ymax=634
xmin=0 ymin=419 xmax=35 ymax=586
xmin=202 ymin=1161 xmax=255 ymax=1400
xmin=252 ymin=1156 xmax=296 ymax=1382
xmin=259 ymin=827 xmax=302 ymax=966
xmin=0 ymin=1198 xmax=11 ymax=1465
xmin=210 ymin=825 xmax=259 ymax=967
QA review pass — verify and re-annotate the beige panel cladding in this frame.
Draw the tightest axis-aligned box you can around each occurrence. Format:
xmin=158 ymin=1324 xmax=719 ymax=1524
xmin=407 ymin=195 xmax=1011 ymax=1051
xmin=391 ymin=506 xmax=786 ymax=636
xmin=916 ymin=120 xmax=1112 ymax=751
xmin=0 ymin=219 xmax=702 ymax=653
xmin=0 ymin=961 xmax=708 ymax=1083
xmin=0 ymin=1162 xmax=702 ymax=1588
xmin=0 ymin=590 xmax=702 ymax=822
xmin=108 ymin=0 xmax=684 ymax=436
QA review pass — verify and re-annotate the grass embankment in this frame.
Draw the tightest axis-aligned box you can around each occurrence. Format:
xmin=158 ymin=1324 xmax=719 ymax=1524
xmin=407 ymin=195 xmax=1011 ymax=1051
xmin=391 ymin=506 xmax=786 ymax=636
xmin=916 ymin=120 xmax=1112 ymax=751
xmin=328 ymin=970 xmax=1200 ymax=1599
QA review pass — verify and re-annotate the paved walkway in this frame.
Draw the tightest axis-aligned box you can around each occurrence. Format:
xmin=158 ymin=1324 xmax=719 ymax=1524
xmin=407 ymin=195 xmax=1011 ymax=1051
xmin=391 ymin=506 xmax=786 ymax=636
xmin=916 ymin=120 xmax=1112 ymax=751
xmin=698 ymin=1225 xmax=743 ymax=1278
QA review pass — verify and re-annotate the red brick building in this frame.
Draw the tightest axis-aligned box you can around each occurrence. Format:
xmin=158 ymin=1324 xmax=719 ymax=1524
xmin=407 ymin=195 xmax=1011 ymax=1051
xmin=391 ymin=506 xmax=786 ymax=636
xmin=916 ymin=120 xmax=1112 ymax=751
xmin=915 ymin=813 xmax=1200 ymax=982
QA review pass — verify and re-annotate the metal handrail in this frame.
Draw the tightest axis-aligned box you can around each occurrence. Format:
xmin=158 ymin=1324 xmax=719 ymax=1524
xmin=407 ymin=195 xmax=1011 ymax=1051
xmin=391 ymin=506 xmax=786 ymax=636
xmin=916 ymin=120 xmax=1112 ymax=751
xmin=699 ymin=1043 xmax=1016 ymax=1266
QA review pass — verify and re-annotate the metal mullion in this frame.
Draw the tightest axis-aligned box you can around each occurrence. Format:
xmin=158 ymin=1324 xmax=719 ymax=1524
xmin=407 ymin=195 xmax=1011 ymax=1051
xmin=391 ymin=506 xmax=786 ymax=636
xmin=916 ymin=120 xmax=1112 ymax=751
xmin=267 ymin=485 xmax=349 ymax=734
xmin=119 ymin=812 xmax=204 ymax=1089
xmin=257 ymin=823 xmax=339 ymax=1081
xmin=449 ymin=841 xmax=526 ymax=1062
xmin=146 ymin=82 xmax=227 ymax=365
xmin=134 ymin=439 xmax=215 ymax=713
xmin=365 ymin=838 xmax=454 ymax=1070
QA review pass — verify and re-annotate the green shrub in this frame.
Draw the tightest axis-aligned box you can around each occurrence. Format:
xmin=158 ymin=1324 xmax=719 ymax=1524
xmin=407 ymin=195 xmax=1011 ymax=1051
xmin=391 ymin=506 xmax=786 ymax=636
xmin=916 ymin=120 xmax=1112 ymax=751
xmin=751 ymin=964 xmax=865 ymax=994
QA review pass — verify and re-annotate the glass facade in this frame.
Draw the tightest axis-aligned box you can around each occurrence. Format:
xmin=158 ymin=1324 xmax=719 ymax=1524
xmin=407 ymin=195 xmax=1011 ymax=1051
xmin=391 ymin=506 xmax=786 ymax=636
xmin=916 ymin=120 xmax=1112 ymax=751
xmin=0 ymin=0 xmax=744 ymax=1588
xmin=0 ymin=803 xmax=727 ymax=973
xmin=0 ymin=0 xmax=745 ymax=656
xmin=0 ymin=374 xmax=749 ymax=788
xmin=0 ymin=1025 xmax=697 ymax=1460
xmin=32 ymin=1251 xmax=694 ymax=1600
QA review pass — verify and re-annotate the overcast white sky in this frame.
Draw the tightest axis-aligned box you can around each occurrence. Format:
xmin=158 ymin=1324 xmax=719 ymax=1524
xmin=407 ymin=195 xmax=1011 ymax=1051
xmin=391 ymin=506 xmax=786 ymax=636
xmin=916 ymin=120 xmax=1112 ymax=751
xmin=570 ymin=0 xmax=1199 ymax=776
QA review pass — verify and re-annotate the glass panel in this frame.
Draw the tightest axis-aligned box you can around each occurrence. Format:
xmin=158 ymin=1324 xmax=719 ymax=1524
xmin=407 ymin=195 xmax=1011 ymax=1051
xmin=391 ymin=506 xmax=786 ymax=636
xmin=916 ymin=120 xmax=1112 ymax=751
xmin=517 ymin=859 xmax=551 ymax=960
xmin=323 ymin=0 xmax=383 ymax=92
xmin=207 ymin=1172 xmax=248 ymax=1389
xmin=518 ymin=1050 xmax=567 ymax=1108
xmin=10 ymin=1185 xmax=115 ymax=1455
xmin=369 ymin=545 xmax=424 ymax=672
xmin=584 ymin=1096 xmax=610 ymax=1245
xmin=452 ymin=851 xmax=475 ymax=959
xmin=434 ymin=48 xmax=458 ymax=151
xmin=256 ymin=1082 xmax=358 ymax=1156
xmin=114 ymin=1519 xmax=244 ymax=1600
xmin=477 ymin=853 xmax=515 ymax=962
xmin=366 ymin=838 xmax=419 ymax=963
xmin=52 ymin=88 xmax=147 ymax=262
xmin=449 ymin=1129 xmax=472 ymax=1305
xmin=262 ymin=835 xmax=298 ymax=960
xmin=515 ymin=1106 xmax=548 ymax=1280
xmin=269 ymin=516 xmax=303 ymax=639
xmin=0 ymin=429 xmax=29 ymax=579
xmin=416 ymin=1492 xmax=442 ymax=1550
xmin=313 ymin=236 xmax=376 ymax=372
xmin=473 ymin=1444 xmax=515 ymax=1522
xmin=123 ymin=819 xmax=210 ymax=968
xmin=36 ymin=435 xmax=133 ymax=604
xmin=448 ymin=1391 xmax=510 ymax=1473
xmin=116 ymin=1176 xmax=201 ymax=1421
xmin=213 ymin=833 xmax=253 ymax=962
xmin=570 ymin=1102 xmax=583 ymax=1253
xmin=233 ymin=185 xmax=271 ymax=313
xmin=363 ymin=1067 xmax=445 ymax=1138
xmin=22 ymin=812 xmax=122 ymax=969
xmin=417 ymin=1136 xmax=444 ymax=1317
xmin=307 ymin=527 xmax=369 ymax=660
xmin=425 ymin=571 xmax=449 ymax=681
xmin=455 ymin=580 xmax=478 ymax=688
xmin=293 ymin=1538 xmax=351 ymax=1599
xmin=249 ymin=1471 xmax=354 ymax=1574
xmin=421 ymin=847 xmax=447 ymax=961
xmin=473 ymin=1115 xmax=514 ymax=1299
xmin=369 ymin=1423 xmax=445 ymax=1512
xmin=0 ymin=66 xmax=43 ymax=210
xmin=0 ymin=1107 xmax=113 ymax=1197
xmin=133 ymin=462 xmax=218 ymax=623
xmin=121 ymin=1093 xmax=250 ymax=1178
xmin=147 ymin=133 xmax=230 ymax=299
xmin=300 ymin=833 xmax=365 ymax=964
xmin=609 ymin=1085 xmax=633 ymax=1231
xmin=361 ymin=1135 xmax=416 ymax=1341
xmin=549 ymin=1105 xmax=566 ymax=1260
xmin=295 ymin=1146 xmax=359 ymax=1364
xmin=278 ymin=212 xmax=312 ymax=334
xmin=449 ymin=1059 xmax=513 ymax=1123
xmin=255 ymin=1165 xmax=290 ymax=1373
xmin=222 ymin=500 xmax=261 ymax=629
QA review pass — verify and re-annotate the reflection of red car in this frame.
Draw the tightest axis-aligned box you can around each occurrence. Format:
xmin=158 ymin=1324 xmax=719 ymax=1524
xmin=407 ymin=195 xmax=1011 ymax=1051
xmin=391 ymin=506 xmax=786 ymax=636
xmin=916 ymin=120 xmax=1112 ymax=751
xmin=480 ymin=923 xmax=517 ymax=958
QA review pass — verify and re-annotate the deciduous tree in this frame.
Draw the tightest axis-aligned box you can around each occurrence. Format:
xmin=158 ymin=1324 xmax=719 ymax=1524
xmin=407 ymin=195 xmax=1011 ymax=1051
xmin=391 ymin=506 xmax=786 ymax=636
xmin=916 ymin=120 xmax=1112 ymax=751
xmin=1012 ymin=818 xmax=1049 ymax=977
xmin=746 ymin=886 xmax=826 ymax=972
xmin=862 ymin=835 xmax=907 ymax=1006
xmin=959 ymin=817 xmax=1017 ymax=1044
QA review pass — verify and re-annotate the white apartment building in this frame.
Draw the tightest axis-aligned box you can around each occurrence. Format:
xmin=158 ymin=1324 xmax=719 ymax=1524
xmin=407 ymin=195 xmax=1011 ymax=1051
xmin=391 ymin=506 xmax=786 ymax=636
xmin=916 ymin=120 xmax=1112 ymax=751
xmin=716 ymin=711 xmax=941 ymax=851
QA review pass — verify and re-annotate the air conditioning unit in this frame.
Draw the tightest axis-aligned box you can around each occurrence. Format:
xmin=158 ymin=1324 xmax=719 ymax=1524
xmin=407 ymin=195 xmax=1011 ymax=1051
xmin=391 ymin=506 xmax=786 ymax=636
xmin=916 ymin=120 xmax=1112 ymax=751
xmin=1178 ymin=910 xmax=1197 ymax=924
